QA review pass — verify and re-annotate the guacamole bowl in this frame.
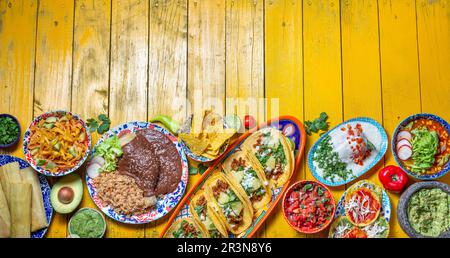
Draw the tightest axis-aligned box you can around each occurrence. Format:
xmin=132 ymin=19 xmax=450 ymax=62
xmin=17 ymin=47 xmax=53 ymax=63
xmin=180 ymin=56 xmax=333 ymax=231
xmin=398 ymin=181 xmax=450 ymax=238
xmin=68 ymin=208 xmax=106 ymax=238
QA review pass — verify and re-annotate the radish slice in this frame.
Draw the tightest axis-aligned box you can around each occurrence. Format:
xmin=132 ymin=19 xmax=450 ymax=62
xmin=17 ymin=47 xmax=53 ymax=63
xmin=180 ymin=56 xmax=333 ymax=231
xmin=397 ymin=145 xmax=412 ymax=161
xmin=87 ymin=163 xmax=101 ymax=178
xmin=397 ymin=139 xmax=412 ymax=150
xmin=397 ymin=131 xmax=412 ymax=141
xmin=90 ymin=156 xmax=105 ymax=167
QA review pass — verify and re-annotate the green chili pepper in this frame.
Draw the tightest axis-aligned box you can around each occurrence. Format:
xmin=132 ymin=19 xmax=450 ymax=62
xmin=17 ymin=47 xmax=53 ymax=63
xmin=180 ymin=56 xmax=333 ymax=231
xmin=149 ymin=115 xmax=180 ymax=135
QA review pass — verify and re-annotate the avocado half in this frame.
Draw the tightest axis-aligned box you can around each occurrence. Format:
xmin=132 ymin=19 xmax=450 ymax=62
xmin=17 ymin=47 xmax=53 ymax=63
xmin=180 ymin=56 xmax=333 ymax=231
xmin=50 ymin=173 xmax=83 ymax=214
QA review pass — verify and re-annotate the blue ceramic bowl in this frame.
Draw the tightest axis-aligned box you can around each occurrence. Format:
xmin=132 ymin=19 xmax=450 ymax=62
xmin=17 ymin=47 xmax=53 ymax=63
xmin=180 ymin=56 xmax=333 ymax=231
xmin=0 ymin=114 xmax=21 ymax=148
xmin=392 ymin=113 xmax=450 ymax=180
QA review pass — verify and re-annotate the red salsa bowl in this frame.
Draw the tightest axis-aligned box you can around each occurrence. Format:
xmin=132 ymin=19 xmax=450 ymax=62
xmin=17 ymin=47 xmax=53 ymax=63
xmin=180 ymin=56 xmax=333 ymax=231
xmin=282 ymin=180 xmax=336 ymax=234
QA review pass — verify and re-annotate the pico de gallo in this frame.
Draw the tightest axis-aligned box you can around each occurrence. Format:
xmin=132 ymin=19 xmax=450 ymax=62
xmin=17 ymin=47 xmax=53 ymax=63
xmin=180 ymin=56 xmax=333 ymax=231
xmin=283 ymin=181 xmax=335 ymax=233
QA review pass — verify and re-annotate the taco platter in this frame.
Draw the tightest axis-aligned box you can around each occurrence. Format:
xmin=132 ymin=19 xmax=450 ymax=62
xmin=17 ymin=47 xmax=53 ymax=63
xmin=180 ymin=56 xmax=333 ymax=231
xmin=329 ymin=180 xmax=391 ymax=238
xmin=161 ymin=116 xmax=305 ymax=238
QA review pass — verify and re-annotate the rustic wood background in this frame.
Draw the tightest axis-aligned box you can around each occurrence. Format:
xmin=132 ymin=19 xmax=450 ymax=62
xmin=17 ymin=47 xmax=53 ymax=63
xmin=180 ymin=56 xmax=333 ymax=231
xmin=0 ymin=0 xmax=449 ymax=238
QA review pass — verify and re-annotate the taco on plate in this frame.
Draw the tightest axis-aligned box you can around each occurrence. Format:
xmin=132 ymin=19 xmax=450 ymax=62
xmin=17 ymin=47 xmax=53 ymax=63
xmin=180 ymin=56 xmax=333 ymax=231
xmin=242 ymin=127 xmax=294 ymax=187
xmin=189 ymin=190 xmax=228 ymax=238
xmin=204 ymin=171 xmax=253 ymax=235
xmin=344 ymin=180 xmax=382 ymax=227
xmin=163 ymin=217 xmax=207 ymax=238
xmin=222 ymin=150 xmax=272 ymax=215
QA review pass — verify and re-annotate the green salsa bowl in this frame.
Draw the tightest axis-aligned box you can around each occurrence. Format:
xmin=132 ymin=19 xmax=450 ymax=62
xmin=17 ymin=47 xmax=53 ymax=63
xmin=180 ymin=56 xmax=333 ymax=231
xmin=68 ymin=208 xmax=106 ymax=238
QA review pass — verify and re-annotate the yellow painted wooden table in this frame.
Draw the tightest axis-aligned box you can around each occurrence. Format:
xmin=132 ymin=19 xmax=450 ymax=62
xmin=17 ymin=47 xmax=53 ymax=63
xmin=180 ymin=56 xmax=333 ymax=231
xmin=1 ymin=0 xmax=449 ymax=238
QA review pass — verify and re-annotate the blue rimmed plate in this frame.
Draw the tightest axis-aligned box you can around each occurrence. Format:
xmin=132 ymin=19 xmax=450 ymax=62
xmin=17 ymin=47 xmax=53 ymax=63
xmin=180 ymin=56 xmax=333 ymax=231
xmin=23 ymin=110 xmax=92 ymax=177
xmin=86 ymin=122 xmax=189 ymax=224
xmin=392 ymin=113 xmax=450 ymax=180
xmin=308 ymin=117 xmax=388 ymax=187
xmin=179 ymin=114 xmax=231 ymax=163
xmin=0 ymin=155 xmax=53 ymax=238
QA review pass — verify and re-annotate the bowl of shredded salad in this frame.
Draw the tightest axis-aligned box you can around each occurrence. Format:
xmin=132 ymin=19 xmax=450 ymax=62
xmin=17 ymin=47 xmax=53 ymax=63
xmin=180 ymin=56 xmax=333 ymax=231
xmin=23 ymin=110 xmax=91 ymax=176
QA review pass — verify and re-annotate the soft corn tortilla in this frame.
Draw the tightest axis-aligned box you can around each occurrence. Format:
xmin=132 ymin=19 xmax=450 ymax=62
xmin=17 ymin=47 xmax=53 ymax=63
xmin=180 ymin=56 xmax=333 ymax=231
xmin=164 ymin=217 xmax=207 ymax=238
xmin=204 ymin=171 xmax=253 ymax=235
xmin=222 ymin=150 xmax=271 ymax=215
xmin=189 ymin=190 xmax=228 ymax=238
xmin=242 ymin=127 xmax=293 ymax=188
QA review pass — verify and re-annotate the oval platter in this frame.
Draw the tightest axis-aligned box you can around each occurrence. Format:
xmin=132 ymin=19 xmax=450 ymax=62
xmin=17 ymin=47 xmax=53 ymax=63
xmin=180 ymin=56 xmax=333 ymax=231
xmin=0 ymin=155 xmax=53 ymax=238
xmin=308 ymin=117 xmax=388 ymax=187
xmin=86 ymin=121 xmax=189 ymax=224
xmin=160 ymin=116 xmax=306 ymax=238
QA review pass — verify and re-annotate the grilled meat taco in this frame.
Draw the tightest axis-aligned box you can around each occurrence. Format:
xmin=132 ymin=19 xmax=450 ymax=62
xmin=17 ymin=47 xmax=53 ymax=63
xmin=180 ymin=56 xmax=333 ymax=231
xmin=163 ymin=217 xmax=207 ymax=238
xmin=344 ymin=180 xmax=382 ymax=227
xmin=242 ymin=127 xmax=293 ymax=187
xmin=329 ymin=215 xmax=389 ymax=238
xmin=222 ymin=150 xmax=271 ymax=214
xmin=204 ymin=171 xmax=253 ymax=235
xmin=189 ymin=190 xmax=228 ymax=238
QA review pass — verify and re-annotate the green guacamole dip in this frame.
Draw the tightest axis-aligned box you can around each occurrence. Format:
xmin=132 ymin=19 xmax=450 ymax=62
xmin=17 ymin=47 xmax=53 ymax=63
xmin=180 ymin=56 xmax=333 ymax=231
xmin=69 ymin=209 xmax=105 ymax=238
xmin=407 ymin=188 xmax=449 ymax=237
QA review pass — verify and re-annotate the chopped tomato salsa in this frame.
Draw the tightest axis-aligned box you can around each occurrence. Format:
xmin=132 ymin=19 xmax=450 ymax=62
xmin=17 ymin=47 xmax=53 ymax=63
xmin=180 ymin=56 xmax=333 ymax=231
xmin=284 ymin=181 xmax=335 ymax=232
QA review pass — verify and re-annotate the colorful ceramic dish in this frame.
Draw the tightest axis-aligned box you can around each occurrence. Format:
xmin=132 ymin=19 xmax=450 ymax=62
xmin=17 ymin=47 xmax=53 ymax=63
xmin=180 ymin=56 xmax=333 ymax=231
xmin=392 ymin=113 xmax=450 ymax=180
xmin=0 ymin=114 xmax=21 ymax=148
xmin=23 ymin=110 xmax=91 ymax=177
xmin=329 ymin=180 xmax=391 ymax=238
xmin=179 ymin=111 xmax=235 ymax=163
xmin=160 ymin=116 xmax=305 ymax=238
xmin=0 ymin=155 xmax=53 ymax=238
xmin=308 ymin=117 xmax=388 ymax=186
xmin=397 ymin=181 xmax=449 ymax=238
xmin=86 ymin=121 xmax=189 ymax=224
xmin=282 ymin=180 xmax=335 ymax=234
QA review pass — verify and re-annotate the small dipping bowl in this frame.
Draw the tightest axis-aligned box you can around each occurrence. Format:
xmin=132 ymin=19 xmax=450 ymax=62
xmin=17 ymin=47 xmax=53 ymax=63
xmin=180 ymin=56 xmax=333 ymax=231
xmin=68 ymin=208 xmax=106 ymax=238
xmin=0 ymin=114 xmax=21 ymax=149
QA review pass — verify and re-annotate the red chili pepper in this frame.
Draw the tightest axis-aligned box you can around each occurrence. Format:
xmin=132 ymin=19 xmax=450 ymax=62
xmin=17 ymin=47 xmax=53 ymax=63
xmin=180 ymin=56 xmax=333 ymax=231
xmin=378 ymin=165 xmax=409 ymax=193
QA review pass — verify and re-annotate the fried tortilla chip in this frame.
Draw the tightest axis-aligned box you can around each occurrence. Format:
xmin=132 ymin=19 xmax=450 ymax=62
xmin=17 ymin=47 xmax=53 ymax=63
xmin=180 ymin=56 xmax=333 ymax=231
xmin=179 ymin=133 xmax=209 ymax=155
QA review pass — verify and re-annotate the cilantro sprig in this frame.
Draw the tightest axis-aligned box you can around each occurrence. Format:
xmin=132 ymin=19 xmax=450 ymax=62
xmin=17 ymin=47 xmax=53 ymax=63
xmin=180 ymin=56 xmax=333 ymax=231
xmin=305 ymin=112 xmax=329 ymax=135
xmin=87 ymin=114 xmax=111 ymax=134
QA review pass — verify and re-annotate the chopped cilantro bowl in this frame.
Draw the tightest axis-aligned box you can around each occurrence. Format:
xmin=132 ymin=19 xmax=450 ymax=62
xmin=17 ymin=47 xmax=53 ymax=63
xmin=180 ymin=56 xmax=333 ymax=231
xmin=0 ymin=114 xmax=21 ymax=147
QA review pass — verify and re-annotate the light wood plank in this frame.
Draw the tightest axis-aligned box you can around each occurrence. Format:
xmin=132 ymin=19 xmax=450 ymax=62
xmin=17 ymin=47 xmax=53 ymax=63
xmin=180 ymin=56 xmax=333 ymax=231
xmin=187 ymin=0 xmax=226 ymax=115
xmin=264 ymin=0 xmax=304 ymax=238
xmin=147 ymin=0 xmax=188 ymax=238
xmin=34 ymin=0 xmax=73 ymax=114
xmin=0 ymin=0 xmax=37 ymax=157
xmin=33 ymin=0 xmax=74 ymax=238
xmin=225 ymin=0 xmax=264 ymax=124
xmin=340 ymin=0 xmax=384 ymax=225
xmin=108 ymin=0 xmax=148 ymax=238
xmin=303 ymin=0 xmax=343 ymax=238
xmin=72 ymin=0 xmax=110 ymax=218
xmin=378 ymin=0 xmax=421 ymax=238
xmin=416 ymin=0 xmax=450 ymax=188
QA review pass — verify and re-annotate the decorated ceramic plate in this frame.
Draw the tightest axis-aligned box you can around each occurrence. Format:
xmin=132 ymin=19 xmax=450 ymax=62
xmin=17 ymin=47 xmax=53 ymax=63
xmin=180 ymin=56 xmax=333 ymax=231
xmin=392 ymin=113 xmax=450 ymax=180
xmin=308 ymin=117 xmax=388 ymax=187
xmin=161 ymin=116 xmax=306 ymax=238
xmin=86 ymin=121 xmax=189 ymax=224
xmin=179 ymin=114 xmax=231 ymax=163
xmin=0 ymin=155 xmax=53 ymax=238
xmin=23 ymin=110 xmax=92 ymax=177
